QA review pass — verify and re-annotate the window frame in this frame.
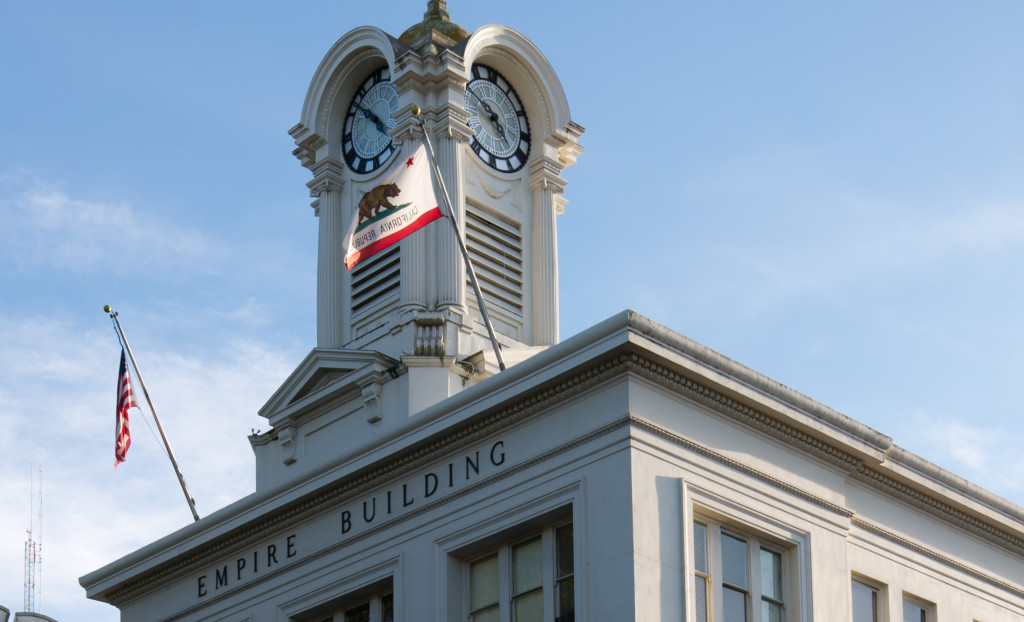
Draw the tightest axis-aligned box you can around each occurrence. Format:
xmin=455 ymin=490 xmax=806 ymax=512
xmin=901 ymin=593 xmax=934 ymax=622
xmin=437 ymin=485 xmax=581 ymax=622
xmin=688 ymin=500 xmax=806 ymax=622
xmin=280 ymin=557 xmax=399 ymax=622
xmin=328 ymin=590 xmax=394 ymax=622
xmin=463 ymin=520 xmax=574 ymax=622
xmin=692 ymin=520 xmax=794 ymax=622
xmin=851 ymin=576 xmax=885 ymax=622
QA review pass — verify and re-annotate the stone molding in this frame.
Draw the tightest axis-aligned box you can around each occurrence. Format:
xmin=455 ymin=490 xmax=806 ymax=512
xmin=359 ymin=381 xmax=383 ymax=423
xmin=306 ymin=158 xmax=346 ymax=212
xmin=101 ymin=356 xmax=624 ymax=605
xmin=628 ymin=416 xmax=854 ymax=519
xmin=413 ymin=316 xmax=446 ymax=356
xmin=483 ymin=47 xmax=550 ymax=137
xmin=278 ymin=427 xmax=297 ymax=465
xmin=625 ymin=353 xmax=1024 ymax=556
xmin=624 ymin=355 xmax=864 ymax=472
xmin=101 ymin=352 xmax=1024 ymax=608
xmin=852 ymin=517 xmax=1024 ymax=599
xmin=528 ymin=155 xmax=567 ymax=193
xmin=852 ymin=466 xmax=1024 ymax=556
xmin=318 ymin=48 xmax=382 ymax=140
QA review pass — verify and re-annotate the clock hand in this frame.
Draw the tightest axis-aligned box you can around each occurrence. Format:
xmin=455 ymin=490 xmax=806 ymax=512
xmin=357 ymin=104 xmax=387 ymax=134
xmin=466 ymin=88 xmax=506 ymax=138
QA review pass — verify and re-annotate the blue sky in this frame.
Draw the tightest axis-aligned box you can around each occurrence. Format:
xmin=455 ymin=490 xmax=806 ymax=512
xmin=1 ymin=2 xmax=1023 ymax=620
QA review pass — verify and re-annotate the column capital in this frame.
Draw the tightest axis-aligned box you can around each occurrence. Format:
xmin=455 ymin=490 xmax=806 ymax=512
xmin=393 ymin=104 xmax=474 ymax=147
xmin=528 ymin=155 xmax=567 ymax=193
xmin=307 ymin=158 xmax=346 ymax=197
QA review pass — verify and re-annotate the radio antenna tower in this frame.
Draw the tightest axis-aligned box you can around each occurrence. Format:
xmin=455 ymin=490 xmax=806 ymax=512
xmin=24 ymin=465 xmax=42 ymax=613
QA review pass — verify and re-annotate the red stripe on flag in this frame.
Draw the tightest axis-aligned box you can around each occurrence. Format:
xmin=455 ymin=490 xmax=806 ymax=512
xmin=115 ymin=350 xmax=136 ymax=468
xmin=345 ymin=206 xmax=442 ymax=270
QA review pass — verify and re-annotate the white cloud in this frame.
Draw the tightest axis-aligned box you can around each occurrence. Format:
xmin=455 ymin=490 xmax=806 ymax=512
xmin=897 ymin=413 xmax=1024 ymax=504
xmin=0 ymin=311 xmax=303 ymax=620
xmin=0 ymin=169 xmax=222 ymax=274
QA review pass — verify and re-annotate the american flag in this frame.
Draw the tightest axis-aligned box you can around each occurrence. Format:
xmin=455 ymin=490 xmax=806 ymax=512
xmin=115 ymin=349 xmax=136 ymax=468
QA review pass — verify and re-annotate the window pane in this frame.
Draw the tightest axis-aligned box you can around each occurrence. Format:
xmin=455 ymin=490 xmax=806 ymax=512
xmin=513 ymin=537 xmax=543 ymax=594
xmin=471 ymin=604 xmax=500 ymax=622
xmin=471 ymin=554 xmax=499 ymax=609
xmin=760 ymin=548 xmax=782 ymax=601
xmin=344 ymin=602 xmax=370 ymax=622
xmin=903 ymin=602 xmax=926 ymax=622
xmin=695 ymin=575 xmax=708 ymax=622
xmin=851 ymin=581 xmax=877 ymax=622
xmin=722 ymin=534 xmax=749 ymax=589
xmin=693 ymin=521 xmax=708 ymax=574
xmin=761 ymin=600 xmax=783 ymax=622
xmin=557 ymin=576 xmax=575 ymax=617
xmin=556 ymin=524 xmax=574 ymax=578
xmin=381 ymin=593 xmax=394 ymax=622
xmin=723 ymin=586 xmax=748 ymax=622
xmin=513 ymin=589 xmax=544 ymax=622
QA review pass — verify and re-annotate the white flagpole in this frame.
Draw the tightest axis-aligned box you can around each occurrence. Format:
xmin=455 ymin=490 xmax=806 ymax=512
xmin=411 ymin=106 xmax=507 ymax=371
xmin=104 ymin=305 xmax=201 ymax=522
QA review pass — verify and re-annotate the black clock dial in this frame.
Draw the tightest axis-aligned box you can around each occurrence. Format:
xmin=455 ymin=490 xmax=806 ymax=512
xmin=343 ymin=67 xmax=399 ymax=174
xmin=466 ymin=64 xmax=530 ymax=173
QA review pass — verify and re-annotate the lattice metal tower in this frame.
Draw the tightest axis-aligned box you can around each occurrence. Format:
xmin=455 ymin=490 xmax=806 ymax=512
xmin=23 ymin=465 xmax=42 ymax=613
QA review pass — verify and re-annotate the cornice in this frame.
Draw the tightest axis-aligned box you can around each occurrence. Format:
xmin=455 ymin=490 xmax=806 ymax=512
xmin=98 ymin=349 xmax=1024 ymax=608
xmin=852 ymin=466 xmax=1024 ymax=556
xmin=625 ymin=353 xmax=1024 ymax=556
xmin=852 ymin=517 xmax=1024 ymax=599
xmin=623 ymin=355 xmax=864 ymax=472
xmin=629 ymin=415 xmax=854 ymax=518
xmin=101 ymin=355 xmax=628 ymax=606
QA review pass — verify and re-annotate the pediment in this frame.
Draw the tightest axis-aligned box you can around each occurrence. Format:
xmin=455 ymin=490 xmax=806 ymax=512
xmin=258 ymin=348 xmax=400 ymax=424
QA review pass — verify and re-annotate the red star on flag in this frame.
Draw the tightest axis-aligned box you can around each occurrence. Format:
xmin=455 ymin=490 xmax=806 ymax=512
xmin=405 ymin=156 xmax=415 ymax=167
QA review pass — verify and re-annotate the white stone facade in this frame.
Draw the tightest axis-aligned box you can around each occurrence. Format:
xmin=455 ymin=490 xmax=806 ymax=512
xmin=80 ymin=10 xmax=1024 ymax=622
xmin=80 ymin=312 xmax=1024 ymax=621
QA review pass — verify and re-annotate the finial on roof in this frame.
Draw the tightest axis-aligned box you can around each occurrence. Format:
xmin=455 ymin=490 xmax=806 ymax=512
xmin=426 ymin=0 xmax=450 ymax=21
xmin=399 ymin=0 xmax=469 ymax=55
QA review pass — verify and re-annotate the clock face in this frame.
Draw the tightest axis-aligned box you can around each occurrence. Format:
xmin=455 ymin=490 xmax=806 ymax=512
xmin=465 ymin=64 xmax=530 ymax=173
xmin=343 ymin=67 xmax=399 ymax=174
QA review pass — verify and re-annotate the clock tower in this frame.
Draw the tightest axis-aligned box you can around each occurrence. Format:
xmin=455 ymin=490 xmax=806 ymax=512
xmin=255 ymin=2 xmax=582 ymax=484
xmin=291 ymin=1 xmax=582 ymax=358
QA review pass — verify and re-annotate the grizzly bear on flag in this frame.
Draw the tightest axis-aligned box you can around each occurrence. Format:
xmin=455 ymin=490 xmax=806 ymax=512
xmin=358 ymin=183 xmax=401 ymax=222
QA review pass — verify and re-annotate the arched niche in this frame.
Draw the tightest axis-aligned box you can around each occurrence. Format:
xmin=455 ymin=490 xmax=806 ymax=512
xmin=293 ymin=27 xmax=400 ymax=168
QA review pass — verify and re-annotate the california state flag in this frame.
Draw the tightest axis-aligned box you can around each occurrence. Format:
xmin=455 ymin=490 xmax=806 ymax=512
xmin=343 ymin=144 xmax=442 ymax=270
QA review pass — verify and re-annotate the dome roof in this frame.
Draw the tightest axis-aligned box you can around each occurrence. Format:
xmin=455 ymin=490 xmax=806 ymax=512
xmin=398 ymin=0 xmax=469 ymax=54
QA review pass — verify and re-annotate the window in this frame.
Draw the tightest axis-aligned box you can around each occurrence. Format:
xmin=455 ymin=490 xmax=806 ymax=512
xmin=902 ymin=596 xmax=933 ymax=622
xmin=902 ymin=602 xmax=925 ymax=622
xmin=851 ymin=580 xmax=879 ymax=622
xmin=313 ymin=591 xmax=393 ymax=622
xmin=692 ymin=520 xmax=787 ymax=622
xmin=467 ymin=522 xmax=574 ymax=622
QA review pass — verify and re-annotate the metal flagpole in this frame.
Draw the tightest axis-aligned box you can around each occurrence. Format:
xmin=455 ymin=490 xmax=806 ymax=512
xmin=411 ymin=105 xmax=507 ymax=371
xmin=104 ymin=305 xmax=201 ymax=522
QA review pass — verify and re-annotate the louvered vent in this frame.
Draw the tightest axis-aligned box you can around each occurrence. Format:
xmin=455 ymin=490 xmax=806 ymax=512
xmin=351 ymin=246 xmax=400 ymax=316
xmin=465 ymin=203 xmax=523 ymax=317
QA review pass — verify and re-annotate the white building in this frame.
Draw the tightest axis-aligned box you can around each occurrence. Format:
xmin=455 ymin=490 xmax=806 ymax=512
xmin=81 ymin=4 xmax=1024 ymax=621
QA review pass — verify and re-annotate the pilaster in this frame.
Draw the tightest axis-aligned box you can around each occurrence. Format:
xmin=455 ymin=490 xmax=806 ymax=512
xmin=309 ymin=159 xmax=348 ymax=348
xmin=529 ymin=156 xmax=567 ymax=345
